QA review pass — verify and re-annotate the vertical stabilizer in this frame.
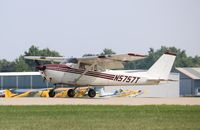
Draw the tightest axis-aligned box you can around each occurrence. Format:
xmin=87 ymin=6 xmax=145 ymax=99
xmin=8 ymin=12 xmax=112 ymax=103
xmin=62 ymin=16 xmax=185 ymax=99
xmin=147 ymin=52 xmax=176 ymax=80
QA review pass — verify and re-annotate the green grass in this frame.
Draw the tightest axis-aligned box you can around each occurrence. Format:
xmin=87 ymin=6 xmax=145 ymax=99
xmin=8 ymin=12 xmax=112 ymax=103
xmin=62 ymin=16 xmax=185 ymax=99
xmin=0 ymin=105 xmax=200 ymax=130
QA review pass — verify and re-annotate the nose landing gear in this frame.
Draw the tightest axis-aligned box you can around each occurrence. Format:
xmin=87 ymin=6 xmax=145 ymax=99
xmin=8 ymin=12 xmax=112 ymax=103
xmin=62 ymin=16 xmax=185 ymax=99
xmin=48 ymin=83 xmax=57 ymax=98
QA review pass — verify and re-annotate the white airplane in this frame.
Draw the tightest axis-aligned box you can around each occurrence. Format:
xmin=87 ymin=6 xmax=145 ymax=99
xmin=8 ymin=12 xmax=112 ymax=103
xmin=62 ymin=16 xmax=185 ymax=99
xmin=25 ymin=52 xmax=176 ymax=98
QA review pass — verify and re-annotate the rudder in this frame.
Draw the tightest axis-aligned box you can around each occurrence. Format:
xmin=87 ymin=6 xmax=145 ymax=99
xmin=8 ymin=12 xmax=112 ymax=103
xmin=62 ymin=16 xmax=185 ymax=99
xmin=147 ymin=52 xmax=176 ymax=80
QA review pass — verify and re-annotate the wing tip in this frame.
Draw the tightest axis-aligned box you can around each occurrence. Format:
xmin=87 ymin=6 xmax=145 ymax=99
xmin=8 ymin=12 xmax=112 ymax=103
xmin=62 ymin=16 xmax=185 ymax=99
xmin=128 ymin=53 xmax=146 ymax=57
xmin=164 ymin=51 xmax=177 ymax=56
xmin=98 ymin=55 xmax=106 ymax=58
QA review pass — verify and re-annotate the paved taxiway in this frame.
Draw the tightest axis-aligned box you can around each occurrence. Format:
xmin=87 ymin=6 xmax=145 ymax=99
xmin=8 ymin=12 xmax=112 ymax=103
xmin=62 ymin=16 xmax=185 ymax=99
xmin=0 ymin=97 xmax=200 ymax=105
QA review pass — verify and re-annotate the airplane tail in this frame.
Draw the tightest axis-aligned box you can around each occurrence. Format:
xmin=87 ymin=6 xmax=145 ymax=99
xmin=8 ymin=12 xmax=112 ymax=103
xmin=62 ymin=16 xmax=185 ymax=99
xmin=147 ymin=52 xmax=176 ymax=80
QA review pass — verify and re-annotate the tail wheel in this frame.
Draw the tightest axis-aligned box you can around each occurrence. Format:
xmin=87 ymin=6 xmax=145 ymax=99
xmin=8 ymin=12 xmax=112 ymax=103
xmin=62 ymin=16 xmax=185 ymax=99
xmin=49 ymin=89 xmax=56 ymax=97
xmin=67 ymin=89 xmax=75 ymax=97
xmin=88 ymin=89 xmax=96 ymax=98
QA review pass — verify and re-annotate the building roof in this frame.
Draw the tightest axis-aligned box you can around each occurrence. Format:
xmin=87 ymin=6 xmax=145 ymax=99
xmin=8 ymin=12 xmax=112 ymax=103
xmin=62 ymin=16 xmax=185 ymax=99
xmin=176 ymin=68 xmax=200 ymax=80
xmin=0 ymin=72 xmax=41 ymax=76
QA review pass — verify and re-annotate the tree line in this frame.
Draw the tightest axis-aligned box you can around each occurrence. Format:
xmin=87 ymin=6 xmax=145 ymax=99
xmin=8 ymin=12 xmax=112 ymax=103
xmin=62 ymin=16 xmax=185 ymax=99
xmin=124 ymin=46 xmax=200 ymax=71
xmin=0 ymin=45 xmax=199 ymax=72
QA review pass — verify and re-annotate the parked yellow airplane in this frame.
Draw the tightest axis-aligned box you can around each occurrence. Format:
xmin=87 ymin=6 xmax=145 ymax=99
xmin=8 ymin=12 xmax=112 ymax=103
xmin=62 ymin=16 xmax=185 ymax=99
xmin=4 ymin=87 xmax=89 ymax=98
xmin=4 ymin=89 xmax=37 ymax=98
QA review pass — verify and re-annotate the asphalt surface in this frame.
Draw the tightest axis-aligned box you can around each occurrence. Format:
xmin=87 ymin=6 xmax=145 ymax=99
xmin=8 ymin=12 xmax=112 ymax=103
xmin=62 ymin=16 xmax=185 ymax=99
xmin=0 ymin=97 xmax=200 ymax=105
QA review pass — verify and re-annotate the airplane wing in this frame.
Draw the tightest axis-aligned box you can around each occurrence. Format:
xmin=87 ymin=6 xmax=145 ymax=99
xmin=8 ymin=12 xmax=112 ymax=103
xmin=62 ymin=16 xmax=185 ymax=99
xmin=24 ymin=53 xmax=146 ymax=69
xmin=24 ymin=56 xmax=66 ymax=62
xmin=77 ymin=53 xmax=146 ymax=69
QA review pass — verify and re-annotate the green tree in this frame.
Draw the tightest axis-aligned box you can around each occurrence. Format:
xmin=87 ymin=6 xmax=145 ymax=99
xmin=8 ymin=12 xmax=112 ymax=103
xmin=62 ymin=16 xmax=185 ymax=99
xmin=0 ymin=45 xmax=61 ymax=72
xmin=24 ymin=45 xmax=60 ymax=57
xmin=15 ymin=56 xmax=30 ymax=72
xmin=124 ymin=46 xmax=200 ymax=70
xmin=192 ymin=56 xmax=200 ymax=67
xmin=0 ymin=59 xmax=16 ymax=72
xmin=82 ymin=48 xmax=116 ymax=57
xmin=100 ymin=48 xmax=116 ymax=55
xmin=24 ymin=45 xmax=61 ymax=71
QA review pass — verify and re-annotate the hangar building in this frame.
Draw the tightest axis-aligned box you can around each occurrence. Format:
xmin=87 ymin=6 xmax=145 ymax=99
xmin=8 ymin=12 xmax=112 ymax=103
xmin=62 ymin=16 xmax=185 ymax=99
xmin=0 ymin=72 xmax=53 ymax=90
xmin=176 ymin=68 xmax=200 ymax=96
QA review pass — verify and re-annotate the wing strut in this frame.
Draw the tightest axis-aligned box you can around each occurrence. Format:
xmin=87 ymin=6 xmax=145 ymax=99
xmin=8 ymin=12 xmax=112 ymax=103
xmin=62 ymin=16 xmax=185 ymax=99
xmin=72 ymin=62 xmax=97 ymax=84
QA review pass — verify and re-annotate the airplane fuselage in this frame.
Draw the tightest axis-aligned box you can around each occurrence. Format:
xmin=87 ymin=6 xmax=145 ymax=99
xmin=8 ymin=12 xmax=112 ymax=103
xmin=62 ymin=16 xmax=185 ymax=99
xmin=40 ymin=64 xmax=159 ymax=87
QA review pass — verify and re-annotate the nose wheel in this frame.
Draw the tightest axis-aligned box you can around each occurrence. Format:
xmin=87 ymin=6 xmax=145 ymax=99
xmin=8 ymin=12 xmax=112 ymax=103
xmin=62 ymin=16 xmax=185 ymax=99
xmin=48 ymin=84 xmax=57 ymax=97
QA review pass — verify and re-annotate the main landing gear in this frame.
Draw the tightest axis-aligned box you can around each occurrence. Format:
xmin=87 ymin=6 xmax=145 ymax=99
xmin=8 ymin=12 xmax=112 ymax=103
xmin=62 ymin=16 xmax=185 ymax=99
xmin=67 ymin=89 xmax=76 ymax=97
xmin=67 ymin=88 xmax=96 ymax=98
xmin=47 ymin=84 xmax=96 ymax=98
xmin=88 ymin=89 xmax=96 ymax=98
xmin=48 ymin=88 xmax=56 ymax=97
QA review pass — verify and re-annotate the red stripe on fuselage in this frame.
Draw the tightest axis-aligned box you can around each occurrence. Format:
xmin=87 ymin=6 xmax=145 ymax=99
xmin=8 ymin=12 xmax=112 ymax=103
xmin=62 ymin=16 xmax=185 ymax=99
xmin=46 ymin=65 xmax=115 ymax=80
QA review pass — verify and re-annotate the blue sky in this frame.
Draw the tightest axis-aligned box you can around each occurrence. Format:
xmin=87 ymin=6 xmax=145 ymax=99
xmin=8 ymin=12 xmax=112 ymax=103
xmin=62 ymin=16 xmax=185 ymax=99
xmin=0 ymin=0 xmax=200 ymax=60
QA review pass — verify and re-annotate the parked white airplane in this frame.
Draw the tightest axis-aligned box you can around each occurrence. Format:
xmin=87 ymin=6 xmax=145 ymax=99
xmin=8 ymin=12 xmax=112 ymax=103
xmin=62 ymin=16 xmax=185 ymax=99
xmin=25 ymin=52 xmax=176 ymax=98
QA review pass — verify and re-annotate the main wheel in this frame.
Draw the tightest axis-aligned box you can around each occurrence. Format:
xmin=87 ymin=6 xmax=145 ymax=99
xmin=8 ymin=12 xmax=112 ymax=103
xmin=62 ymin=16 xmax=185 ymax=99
xmin=67 ymin=89 xmax=75 ymax=97
xmin=88 ymin=89 xmax=96 ymax=98
xmin=48 ymin=89 xmax=55 ymax=97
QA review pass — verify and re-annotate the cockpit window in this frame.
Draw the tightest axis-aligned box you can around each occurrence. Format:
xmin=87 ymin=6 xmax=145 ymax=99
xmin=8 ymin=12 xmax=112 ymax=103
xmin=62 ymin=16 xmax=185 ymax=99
xmin=61 ymin=58 xmax=78 ymax=64
xmin=68 ymin=58 xmax=78 ymax=63
xmin=79 ymin=63 xmax=86 ymax=69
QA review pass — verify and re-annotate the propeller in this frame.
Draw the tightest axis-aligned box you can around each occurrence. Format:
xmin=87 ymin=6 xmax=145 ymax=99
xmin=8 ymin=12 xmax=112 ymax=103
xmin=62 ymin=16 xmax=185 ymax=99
xmin=34 ymin=60 xmax=46 ymax=71
xmin=36 ymin=65 xmax=46 ymax=71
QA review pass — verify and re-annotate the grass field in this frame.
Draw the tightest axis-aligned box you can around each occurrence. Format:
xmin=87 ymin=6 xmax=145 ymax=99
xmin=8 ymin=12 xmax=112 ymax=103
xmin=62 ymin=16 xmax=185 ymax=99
xmin=0 ymin=105 xmax=200 ymax=130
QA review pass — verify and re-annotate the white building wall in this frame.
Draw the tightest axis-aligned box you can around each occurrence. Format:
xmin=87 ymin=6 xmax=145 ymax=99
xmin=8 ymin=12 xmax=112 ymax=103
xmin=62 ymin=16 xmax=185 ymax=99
xmin=104 ymin=73 xmax=180 ymax=97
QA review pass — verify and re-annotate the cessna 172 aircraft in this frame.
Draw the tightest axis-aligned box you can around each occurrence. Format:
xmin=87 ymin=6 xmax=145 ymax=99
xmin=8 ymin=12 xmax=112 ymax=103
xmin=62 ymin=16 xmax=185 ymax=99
xmin=25 ymin=52 xmax=176 ymax=98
